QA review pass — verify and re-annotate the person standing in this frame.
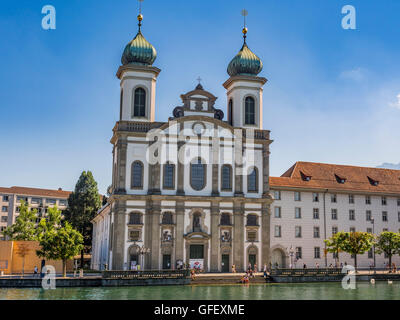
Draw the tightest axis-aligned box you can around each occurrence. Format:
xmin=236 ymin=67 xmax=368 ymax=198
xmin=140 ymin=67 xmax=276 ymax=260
xmin=34 ymin=266 xmax=38 ymax=277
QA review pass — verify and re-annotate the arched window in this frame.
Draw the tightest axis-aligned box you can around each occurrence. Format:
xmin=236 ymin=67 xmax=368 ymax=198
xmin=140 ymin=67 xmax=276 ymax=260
xmin=190 ymin=158 xmax=206 ymax=190
xmin=221 ymin=165 xmax=232 ymax=191
xmin=246 ymin=214 xmax=258 ymax=226
xmin=131 ymin=161 xmax=144 ymax=189
xmin=193 ymin=212 xmax=201 ymax=232
xmin=163 ymin=163 xmax=175 ymax=189
xmin=162 ymin=212 xmax=173 ymax=225
xmin=247 ymin=167 xmax=258 ymax=192
xmin=220 ymin=213 xmax=231 ymax=226
xmin=228 ymin=99 xmax=233 ymax=126
xmin=133 ymin=87 xmax=146 ymax=117
xmin=244 ymin=96 xmax=255 ymax=125
xmin=129 ymin=212 xmax=142 ymax=225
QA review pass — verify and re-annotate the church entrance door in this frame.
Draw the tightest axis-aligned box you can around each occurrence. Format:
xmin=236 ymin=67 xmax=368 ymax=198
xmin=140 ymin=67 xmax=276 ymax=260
xmin=249 ymin=254 xmax=256 ymax=269
xmin=221 ymin=254 xmax=229 ymax=272
xmin=162 ymin=254 xmax=171 ymax=269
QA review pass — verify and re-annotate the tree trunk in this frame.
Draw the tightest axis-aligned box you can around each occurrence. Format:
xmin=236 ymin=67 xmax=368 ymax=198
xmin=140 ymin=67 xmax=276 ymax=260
xmin=80 ymin=249 xmax=84 ymax=270
xmin=62 ymin=260 xmax=67 ymax=278
xmin=389 ymin=254 xmax=392 ymax=272
xmin=22 ymin=257 xmax=25 ymax=278
xmin=354 ymin=255 xmax=357 ymax=271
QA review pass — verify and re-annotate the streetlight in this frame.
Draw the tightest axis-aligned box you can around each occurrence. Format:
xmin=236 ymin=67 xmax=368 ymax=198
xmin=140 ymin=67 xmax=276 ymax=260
xmin=137 ymin=247 xmax=151 ymax=271
xmin=370 ymin=218 xmax=376 ymax=274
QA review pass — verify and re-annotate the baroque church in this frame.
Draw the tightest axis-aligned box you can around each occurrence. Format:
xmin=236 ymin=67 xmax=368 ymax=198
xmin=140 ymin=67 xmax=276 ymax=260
xmin=92 ymin=11 xmax=272 ymax=272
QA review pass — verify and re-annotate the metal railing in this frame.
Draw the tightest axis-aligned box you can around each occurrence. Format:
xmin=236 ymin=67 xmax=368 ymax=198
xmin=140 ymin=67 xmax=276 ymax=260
xmin=102 ymin=269 xmax=190 ymax=279
xmin=270 ymin=267 xmax=400 ymax=276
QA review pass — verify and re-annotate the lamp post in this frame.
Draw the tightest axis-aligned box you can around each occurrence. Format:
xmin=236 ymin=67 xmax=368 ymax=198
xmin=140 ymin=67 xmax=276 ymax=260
xmin=370 ymin=218 xmax=376 ymax=273
xmin=138 ymin=247 xmax=151 ymax=271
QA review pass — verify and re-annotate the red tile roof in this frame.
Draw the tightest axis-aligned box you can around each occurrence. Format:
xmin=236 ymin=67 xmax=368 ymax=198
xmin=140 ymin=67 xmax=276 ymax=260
xmin=270 ymin=162 xmax=400 ymax=195
xmin=0 ymin=186 xmax=71 ymax=198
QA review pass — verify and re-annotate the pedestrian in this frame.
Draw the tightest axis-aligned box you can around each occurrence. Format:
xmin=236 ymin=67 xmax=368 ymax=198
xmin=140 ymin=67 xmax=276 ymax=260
xmin=303 ymin=263 xmax=307 ymax=269
xmin=315 ymin=263 xmax=319 ymax=269
xmin=393 ymin=263 xmax=397 ymax=273
xmin=254 ymin=263 xmax=257 ymax=273
xmin=232 ymin=264 xmax=236 ymax=273
xmin=34 ymin=266 xmax=38 ymax=277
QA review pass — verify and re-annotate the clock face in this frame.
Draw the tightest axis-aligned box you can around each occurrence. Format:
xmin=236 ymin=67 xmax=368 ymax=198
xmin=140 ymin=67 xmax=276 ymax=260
xmin=192 ymin=122 xmax=205 ymax=135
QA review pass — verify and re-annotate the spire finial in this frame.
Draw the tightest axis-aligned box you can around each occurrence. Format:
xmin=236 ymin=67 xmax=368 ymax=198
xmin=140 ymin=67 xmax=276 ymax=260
xmin=241 ymin=9 xmax=248 ymax=43
xmin=137 ymin=0 xmax=144 ymax=32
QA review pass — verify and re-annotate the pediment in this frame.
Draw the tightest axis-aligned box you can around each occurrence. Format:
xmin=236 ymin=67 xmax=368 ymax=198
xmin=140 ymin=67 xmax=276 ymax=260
xmin=184 ymin=231 xmax=210 ymax=240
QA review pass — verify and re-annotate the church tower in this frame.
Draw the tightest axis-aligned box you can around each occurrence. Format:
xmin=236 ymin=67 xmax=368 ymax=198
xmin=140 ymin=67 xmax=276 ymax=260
xmin=117 ymin=12 xmax=160 ymax=122
xmin=223 ymin=15 xmax=267 ymax=129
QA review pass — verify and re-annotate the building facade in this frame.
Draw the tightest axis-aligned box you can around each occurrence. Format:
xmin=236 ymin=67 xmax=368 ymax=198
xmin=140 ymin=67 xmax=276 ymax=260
xmin=269 ymin=162 xmax=400 ymax=268
xmin=0 ymin=186 xmax=70 ymax=239
xmin=91 ymin=14 xmax=273 ymax=272
xmin=91 ymin=13 xmax=400 ymax=271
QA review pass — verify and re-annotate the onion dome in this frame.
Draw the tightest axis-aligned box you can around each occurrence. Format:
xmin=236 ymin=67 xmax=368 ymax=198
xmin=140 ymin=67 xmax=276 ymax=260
xmin=227 ymin=27 xmax=263 ymax=77
xmin=121 ymin=14 xmax=157 ymax=66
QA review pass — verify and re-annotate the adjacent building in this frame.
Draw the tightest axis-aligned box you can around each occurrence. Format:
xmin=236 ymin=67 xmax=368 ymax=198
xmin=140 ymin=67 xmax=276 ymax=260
xmin=0 ymin=186 xmax=70 ymax=239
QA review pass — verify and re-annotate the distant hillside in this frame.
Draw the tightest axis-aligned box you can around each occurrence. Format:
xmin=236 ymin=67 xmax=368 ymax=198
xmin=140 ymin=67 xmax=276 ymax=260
xmin=377 ymin=163 xmax=400 ymax=170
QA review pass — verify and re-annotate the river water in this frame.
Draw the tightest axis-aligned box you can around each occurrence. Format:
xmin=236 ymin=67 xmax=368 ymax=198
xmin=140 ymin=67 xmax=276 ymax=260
xmin=0 ymin=282 xmax=399 ymax=300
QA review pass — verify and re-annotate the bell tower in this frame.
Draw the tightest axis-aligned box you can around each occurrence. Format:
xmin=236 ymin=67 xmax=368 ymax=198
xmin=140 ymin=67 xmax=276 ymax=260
xmin=116 ymin=10 xmax=160 ymax=122
xmin=223 ymin=10 xmax=267 ymax=129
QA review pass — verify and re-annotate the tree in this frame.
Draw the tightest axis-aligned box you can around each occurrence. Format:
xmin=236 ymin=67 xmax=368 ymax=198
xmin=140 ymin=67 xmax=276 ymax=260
xmin=63 ymin=171 xmax=101 ymax=269
xmin=14 ymin=242 xmax=31 ymax=277
xmin=340 ymin=231 xmax=374 ymax=270
xmin=2 ymin=200 xmax=38 ymax=240
xmin=324 ymin=232 xmax=347 ymax=267
xmin=37 ymin=222 xmax=83 ymax=277
xmin=37 ymin=206 xmax=83 ymax=277
xmin=375 ymin=231 xmax=400 ymax=270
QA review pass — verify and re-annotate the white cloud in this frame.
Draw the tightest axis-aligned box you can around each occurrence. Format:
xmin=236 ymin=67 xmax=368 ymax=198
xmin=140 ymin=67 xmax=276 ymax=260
xmin=389 ymin=93 xmax=400 ymax=109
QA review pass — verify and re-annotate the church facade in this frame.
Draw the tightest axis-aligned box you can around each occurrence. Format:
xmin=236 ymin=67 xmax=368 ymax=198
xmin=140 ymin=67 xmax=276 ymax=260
xmin=92 ymin=13 xmax=273 ymax=272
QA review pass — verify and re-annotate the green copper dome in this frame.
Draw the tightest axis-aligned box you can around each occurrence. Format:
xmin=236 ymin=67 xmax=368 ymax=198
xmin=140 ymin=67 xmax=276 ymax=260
xmin=227 ymin=42 xmax=262 ymax=77
xmin=121 ymin=30 xmax=157 ymax=66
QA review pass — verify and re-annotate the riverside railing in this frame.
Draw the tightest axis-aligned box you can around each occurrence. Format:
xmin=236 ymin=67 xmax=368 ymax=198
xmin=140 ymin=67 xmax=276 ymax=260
xmin=270 ymin=267 xmax=399 ymax=276
xmin=102 ymin=269 xmax=190 ymax=279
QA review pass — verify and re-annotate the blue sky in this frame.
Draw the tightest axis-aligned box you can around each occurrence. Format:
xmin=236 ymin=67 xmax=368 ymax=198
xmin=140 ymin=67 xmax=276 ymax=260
xmin=1 ymin=0 xmax=400 ymax=194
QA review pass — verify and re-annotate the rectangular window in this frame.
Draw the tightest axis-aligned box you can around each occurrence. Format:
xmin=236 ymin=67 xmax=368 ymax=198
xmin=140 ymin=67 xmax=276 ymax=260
xmin=349 ymin=194 xmax=354 ymax=204
xmin=331 ymin=209 xmax=337 ymax=220
xmin=397 ymin=198 xmax=400 ymax=206
xmin=59 ymin=200 xmax=67 ymax=206
xmin=382 ymin=211 xmax=388 ymax=222
xmin=1 ymin=216 xmax=7 ymax=223
xmin=381 ymin=197 xmax=387 ymax=206
xmin=349 ymin=210 xmax=355 ymax=221
xmin=295 ymin=207 xmax=301 ymax=219
xmin=331 ymin=194 xmax=337 ymax=203
xmin=296 ymin=247 xmax=302 ymax=259
xmin=332 ymin=226 xmax=338 ymax=235
xmin=314 ymin=247 xmax=320 ymax=259
xmin=383 ymin=228 xmax=388 ymax=232
xmin=350 ymin=227 xmax=356 ymax=233
xmin=313 ymin=226 xmax=320 ymax=238
xmin=367 ymin=228 xmax=372 ymax=234
xmin=274 ymin=191 xmax=281 ymax=200
xmin=295 ymin=226 xmax=302 ymax=238
xmin=398 ymin=212 xmax=400 ymax=222
xmin=274 ymin=225 xmax=281 ymax=238
xmin=2 ymin=196 xmax=9 ymax=202
xmin=313 ymin=193 xmax=319 ymax=202
xmin=1 ymin=206 xmax=7 ymax=213
xmin=274 ymin=207 xmax=281 ymax=218
xmin=294 ymin=192 xmax=301 ymax=201
xmin=368 ymin=249 xmax=373 ymax=259
xmin=163 ymin=163 xmax=175 ymax=189
xmin=47 ymin=199 xmax=56 ymax=205
xmin=16 ymin=196 xmax=28 ymax=203
xmin=313 ymin=208 xmax=319 ymax=219
xmin=16 ymin=206 xmax=20 ymax=213
xmin=366 ymin=196 xmax=371 ymax=205
xmin=31 ymin=198 xmax=41 ymax=204
xmin=366 ymin=210 xmax=372 ymax=221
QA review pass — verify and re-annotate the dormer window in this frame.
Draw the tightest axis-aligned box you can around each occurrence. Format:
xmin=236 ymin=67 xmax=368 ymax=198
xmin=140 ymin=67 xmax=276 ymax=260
xmin=300 ymin=171 xmax=311 ymax=181
xmin=367 ymin=176 xmax=379 ymax=186
xmin=335 ymin=174 xmax=346 ymax=184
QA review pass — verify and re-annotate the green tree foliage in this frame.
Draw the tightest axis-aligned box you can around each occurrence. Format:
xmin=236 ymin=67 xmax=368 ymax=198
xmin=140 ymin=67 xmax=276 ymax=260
xmin=2 ymin=200 xmax=38 ymax=240
xmin=63 ymin=171 xmax=101 ymax=267
xmin=37 ymin=221 xmax=83 ymax=277
xmin=340 ymin=231 xmax=374 ymax=270
xmin=375 ymin=231 xmax=400 ymax=268
xmin=324 ymin=232 xmax=347 ymax=266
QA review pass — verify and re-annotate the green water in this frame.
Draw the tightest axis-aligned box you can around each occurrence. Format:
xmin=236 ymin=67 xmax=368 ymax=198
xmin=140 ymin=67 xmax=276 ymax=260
xmin=0 ymin=282 xmax=399 ymax=300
